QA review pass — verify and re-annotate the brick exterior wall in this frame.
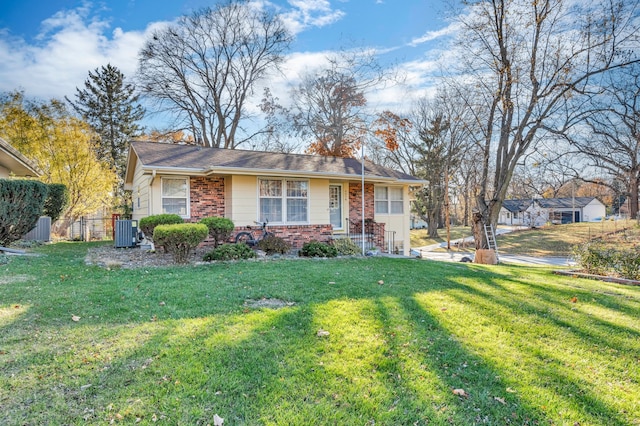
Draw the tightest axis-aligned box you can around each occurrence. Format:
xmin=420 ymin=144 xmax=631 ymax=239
xmin=189 ymin=176 xmax=225 ymax=220
xmin=233 ymin=224 xmax=333 ymax=249
xmin=348 ymin=182 xmax=374 ymax=222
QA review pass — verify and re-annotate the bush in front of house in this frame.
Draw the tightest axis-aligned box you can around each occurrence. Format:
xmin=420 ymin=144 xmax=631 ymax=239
xmin=331 ymin=238 xmax=361 ymax=256
xmin=139 ymin=214 xmax=184 ymax=243
xmin=256 ymin=234 xmax=291 ymax=255
xmin=199 ymin=216 xmax=235 ymax=247
xmin=299 ymin=240 xmax=338 ymax=258
xmin=0 ymin=179 xmax=48 ymax=247
xmin=153 ymin=223 xmax=208 ymax=264
xmin=203 ymin=242 xmax=257 ymax=261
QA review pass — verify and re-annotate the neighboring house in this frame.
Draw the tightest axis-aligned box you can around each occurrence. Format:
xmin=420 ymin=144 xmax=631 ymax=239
xmin=499 ymin=199 xmax=533 ymax=226
xmin=0 ymin=137 xmax=40 ymax=178
xmin=124 ymin=141 xmax=426 ymax=255
xmin=498 ymin=197 xmax=606 ymax=226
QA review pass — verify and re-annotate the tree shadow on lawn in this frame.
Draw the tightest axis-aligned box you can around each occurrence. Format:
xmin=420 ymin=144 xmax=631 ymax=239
xmin=436 ymin=271 xmax=638 ymax=425
xmin=2 ymin=271 xmax=550 ymax=424
xmin=1 ymin=252 xmax=638 ymax=424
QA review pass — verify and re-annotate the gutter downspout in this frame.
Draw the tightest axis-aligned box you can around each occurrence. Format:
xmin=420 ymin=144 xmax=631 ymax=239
xmin=149 ymin=170 xmax=157 ymax=216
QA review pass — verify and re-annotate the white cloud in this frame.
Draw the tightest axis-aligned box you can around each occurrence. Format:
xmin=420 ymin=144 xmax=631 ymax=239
xmin=0 ymin=6 xmax=159 ymax=100
xmin=409 ymin=21 xmax=460 ymax=47
xmin=279 ymin=0 xmax=345 ymax=35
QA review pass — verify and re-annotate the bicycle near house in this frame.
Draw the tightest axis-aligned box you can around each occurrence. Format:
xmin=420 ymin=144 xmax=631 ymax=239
xmin=234 ymin=221 xmax=274 ymax=246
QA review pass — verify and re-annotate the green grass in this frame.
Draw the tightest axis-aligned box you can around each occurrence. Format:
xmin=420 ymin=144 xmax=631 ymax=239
xmin=497 ymin=220 xmax=637 ymax=257
xmin=1 ymin=242 xmax=639 ymax=425
xmin=410 ymin=226 xmax=472 ymax=248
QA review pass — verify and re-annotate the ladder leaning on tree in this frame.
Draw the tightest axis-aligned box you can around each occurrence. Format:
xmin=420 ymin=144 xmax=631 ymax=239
xmin=483 ymin=223 xmax=499 ymax=262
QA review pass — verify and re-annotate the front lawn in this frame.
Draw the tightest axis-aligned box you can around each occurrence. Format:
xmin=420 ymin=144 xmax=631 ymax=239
xmin=1 ymin=242 xmax=638 ymax=425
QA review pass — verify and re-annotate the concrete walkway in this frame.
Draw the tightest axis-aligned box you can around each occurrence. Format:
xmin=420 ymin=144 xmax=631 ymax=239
xmin=412 ymin=226 xmax=575 ymax=267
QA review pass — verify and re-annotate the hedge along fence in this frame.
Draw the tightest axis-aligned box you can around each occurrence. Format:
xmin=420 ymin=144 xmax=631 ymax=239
xmin=153 ymin=223 xmax=208 ymax=264
xmin=572 ymin=242 xmax=640 ymax=280
xmin=0 ymin=179 xmax=48 ymax=247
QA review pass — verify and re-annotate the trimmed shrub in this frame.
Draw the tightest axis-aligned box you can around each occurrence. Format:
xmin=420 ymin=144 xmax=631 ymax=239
xmin=256 ymin=234 xmax=291 ymax=255
xmin=153 ymin=223 xmax=208 ymax=264
xmin=299 ymin=240 xmax=338 ymax=258
xmin=199 ymin=217 xmax=235 ymax=247
xmin=43 ymin=183 xmax=68 ymax=222
xmin=332 ymin=238 xmax=361 ymax=256
xmin=139 ymin=214 xmax=183 ymax=243
xmin=203 ymin=243 xmax=256 ymax=261
xmin=0 ymin=179 xmax=48 ymax=246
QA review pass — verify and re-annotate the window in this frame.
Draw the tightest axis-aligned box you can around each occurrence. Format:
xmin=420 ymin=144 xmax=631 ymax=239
xmin=375 ymin=186 xmax=403 ymax=214
xmin=162 ymin=177 xmax=189 ymax=217
xmin=259 ymin=178 xmax=308 ymax=223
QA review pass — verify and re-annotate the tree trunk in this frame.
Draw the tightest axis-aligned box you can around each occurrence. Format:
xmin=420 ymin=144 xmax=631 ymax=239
xmin=629 ymin=171 xmax=639 ymax=219
xmin=427 ymin=206 xmax=440 ymax=238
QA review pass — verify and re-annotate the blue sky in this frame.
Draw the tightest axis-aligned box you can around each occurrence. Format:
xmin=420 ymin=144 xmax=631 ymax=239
xmin=0 ymin=0 xmax=457 ymax=125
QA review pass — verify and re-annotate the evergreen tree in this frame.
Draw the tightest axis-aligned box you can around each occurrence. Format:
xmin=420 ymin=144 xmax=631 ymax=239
xmin=67 ymin=64 xmax=144 ymax=176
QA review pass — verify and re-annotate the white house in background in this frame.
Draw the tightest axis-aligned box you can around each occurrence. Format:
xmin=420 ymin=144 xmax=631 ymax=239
xmin=498 ymin=197 xmax=606 ymax=226
xmin=0 ymin=137 xmax=40 ymax=178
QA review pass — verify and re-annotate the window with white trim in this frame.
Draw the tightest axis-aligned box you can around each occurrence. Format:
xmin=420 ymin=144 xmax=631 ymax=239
xmin=161 ymin=177 xmax=189 ymax=218
xmin=259 ymin=178 xmax=308 ymax=223
xmin=375 ymin=186 xmax=403 ymax=214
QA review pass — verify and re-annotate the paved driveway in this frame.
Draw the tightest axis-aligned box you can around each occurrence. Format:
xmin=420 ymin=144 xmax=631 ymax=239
xmin=412 ymin=226 xmax=575 ymax=267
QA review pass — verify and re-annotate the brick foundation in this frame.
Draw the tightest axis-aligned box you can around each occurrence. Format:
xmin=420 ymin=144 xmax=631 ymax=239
xmin=233 ymin=224 xmax=333 ymax=249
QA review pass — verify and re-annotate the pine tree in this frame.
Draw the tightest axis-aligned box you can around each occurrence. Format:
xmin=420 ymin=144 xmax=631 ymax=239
xmin=67 ymin=64 xmax=144 ymax=176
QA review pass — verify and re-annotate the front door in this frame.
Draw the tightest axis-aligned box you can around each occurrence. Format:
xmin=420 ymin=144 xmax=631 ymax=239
xmin=329 ymin=185 xmax=342 ymax=229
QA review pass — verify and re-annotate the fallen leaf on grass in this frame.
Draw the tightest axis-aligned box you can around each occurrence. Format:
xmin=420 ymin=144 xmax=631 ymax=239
xmin=71 ymin=315 xmax=81 ymax=322
xmin=570 ymin=297 xmax=578 ymax=303
xmin=506 ymin=387 xmax=517 ymax=393
xmin=213 ymin=414 xmax=224 ymax=425
xmin=378 ymin=280 xmax=384 ymax=285
xmin=452 ymin=388 xmax=468 ymax=398
xmin=494 ymin=396 xmax=506 ymax=404
xmin=317 ymin=329 xmax=330 ymax=337
xmin=159 ymin=301 xmax=166 ymax=306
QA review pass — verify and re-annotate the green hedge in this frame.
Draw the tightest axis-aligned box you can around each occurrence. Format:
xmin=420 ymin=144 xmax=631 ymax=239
xmin=299 ymin=240 xmax=338 ymax=258
xmin=573 ymin=242 xmax=640 ymax=280
xmin=203 ymin=243 xmax=256 ymax=261
xmin=0 ymin=179 xmax=48 ymax=246
xmin=139 ymin=214 xmax=183 ymax=242
xmin=43 ymin=183 xmax=68 ymax=222
xmin=332 ymin=238 xmax=361 ymax=255
xmin=256 ymin=234 xmax=291 ymax=255
xmin=153 ymin=223 xmax=208 ymax=264
xmin=199 ymin=217 xmax=235 ymax=247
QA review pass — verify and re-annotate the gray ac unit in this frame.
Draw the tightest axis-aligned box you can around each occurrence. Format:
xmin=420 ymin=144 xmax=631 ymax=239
xmin=114 ymin=220 xmax=138 ymax=248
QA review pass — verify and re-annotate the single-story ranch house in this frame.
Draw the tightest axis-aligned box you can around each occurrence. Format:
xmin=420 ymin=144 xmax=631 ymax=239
xmin=124 ymin=141 xmax=426 ymax=255
xmin=498 ymin=197 xmax=606 ymax=226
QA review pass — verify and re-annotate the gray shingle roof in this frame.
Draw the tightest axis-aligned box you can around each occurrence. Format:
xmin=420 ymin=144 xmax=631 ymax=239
xmin=502 ymin=199 xmax=532 ymax=212
xmin=535 ymin=197 xmax=599 ymax=209
xmin=129 ymin=141 xmax=424 ymax=183
xmin=503 ymin=197 xmax=600 ymax=210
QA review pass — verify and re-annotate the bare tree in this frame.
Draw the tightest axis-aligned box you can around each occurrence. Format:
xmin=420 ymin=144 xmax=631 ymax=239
xmin=567 ymin=66 xmax=640 ymax=218
xmin=449 ymin=0 xmax=640 ymax=249
xmin=137 ymin=1 xmax=291 ymax=149
xmin=291 ymin=51 xmax=386 ymax=157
